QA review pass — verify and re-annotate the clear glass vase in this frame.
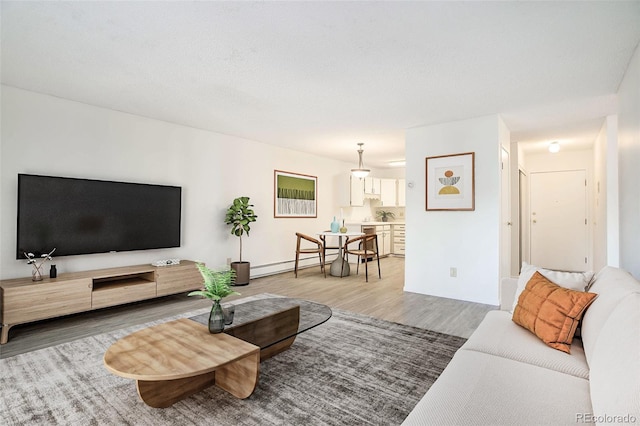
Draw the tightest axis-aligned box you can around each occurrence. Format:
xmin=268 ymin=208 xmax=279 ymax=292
xmin=208 ymin=300 xmax=225 ymax=334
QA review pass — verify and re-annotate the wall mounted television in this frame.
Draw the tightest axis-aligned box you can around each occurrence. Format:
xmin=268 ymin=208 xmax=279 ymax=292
xmin=16 ymin=174 xmax=182 ymax=259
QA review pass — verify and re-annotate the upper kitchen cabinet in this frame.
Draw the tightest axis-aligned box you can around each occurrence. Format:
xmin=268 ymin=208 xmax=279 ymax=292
xmin=380 ymin=178 xmax=396 ymax=206
xmin=364 ymin=177 xmax=380 ymax=196
xmin=350 ymin=176 xmax=365 ymax=206
xmin=336 ymin=174 xmax=365 ymax=207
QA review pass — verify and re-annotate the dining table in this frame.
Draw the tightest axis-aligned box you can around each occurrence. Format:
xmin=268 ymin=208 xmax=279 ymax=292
xmin=317 ymin=231 xmax=364 ymax=277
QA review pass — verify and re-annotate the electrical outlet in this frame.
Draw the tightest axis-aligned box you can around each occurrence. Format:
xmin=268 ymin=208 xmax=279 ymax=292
xmin=450 ymin=267 xmax=457 ymax=278
xmin=226 ymin=257 xmax=232 ymax=266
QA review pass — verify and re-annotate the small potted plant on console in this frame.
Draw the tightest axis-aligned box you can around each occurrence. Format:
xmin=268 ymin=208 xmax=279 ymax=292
xmin=188 ymin=263 xmax=239 ymax=333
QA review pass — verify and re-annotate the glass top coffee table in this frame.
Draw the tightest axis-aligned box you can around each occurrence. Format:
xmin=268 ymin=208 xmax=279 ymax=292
xmin=190 ymin=297 xmax=332 ymax=361
xmin=104 ymin=297 xmax=332 ymax=408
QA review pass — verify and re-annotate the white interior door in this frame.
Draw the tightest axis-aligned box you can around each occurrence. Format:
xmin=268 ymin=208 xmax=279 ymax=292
xmin=530 ymin=170 xmax=588 ymax=271
xmin=519 ymin=170 xmax=530 ymax=268
xmin=500 ymin=148 xmax=511 ymax=279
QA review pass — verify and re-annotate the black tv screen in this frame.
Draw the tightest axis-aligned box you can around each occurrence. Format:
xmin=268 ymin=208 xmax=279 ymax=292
xmin=16 ymin=174 xmax=182 ymax=258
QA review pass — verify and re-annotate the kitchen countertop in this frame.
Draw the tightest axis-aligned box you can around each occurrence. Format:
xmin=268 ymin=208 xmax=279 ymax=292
xmin=345 ymin=221 xmax=405 ymax=226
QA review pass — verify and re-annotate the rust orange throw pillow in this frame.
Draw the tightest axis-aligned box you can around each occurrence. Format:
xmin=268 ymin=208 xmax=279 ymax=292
xmin=512 ymin=271 xmax=598 ymax=354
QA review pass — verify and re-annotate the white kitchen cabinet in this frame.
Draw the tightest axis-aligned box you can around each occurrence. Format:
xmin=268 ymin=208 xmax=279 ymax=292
xmin=378 ymin=225 xmax=391 ymax=256
xmin=336 ymin=174 xmax=365 ymax=206
xmin=350 ymin=176 xmax=365 ymax=206
xmin=397 ymin=179 xmax=406 ymax=207
xmin=364 ymin=177 xmax=380 ymax=195
xmin=380 ymin=179 xmax=396 ymax=207
xmin=362 ymin=224 xmax=391 ymax=257
xmin=392 ymin=224 xmax=406 ymax=255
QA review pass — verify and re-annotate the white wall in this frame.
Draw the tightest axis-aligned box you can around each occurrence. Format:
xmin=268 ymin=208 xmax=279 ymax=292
xmin=593 ymin=121 xmax=608 ymax=270
xmin=0 ymin=86 xmax=351 ymax=279
xmin=618 ymin=43 xmax=640 ymax=279
xmin=405 ymin=115 xmax=502 ymax=305
xmin=593 ymin=115 xmax=620 ymax=271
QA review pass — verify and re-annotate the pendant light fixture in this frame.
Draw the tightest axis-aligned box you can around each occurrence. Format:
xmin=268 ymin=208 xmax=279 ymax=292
xmin=351 ymin=143 xmax=370 ymax=178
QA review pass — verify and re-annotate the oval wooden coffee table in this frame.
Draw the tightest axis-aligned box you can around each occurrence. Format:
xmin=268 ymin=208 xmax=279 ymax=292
xmin=104 ymin=318 xmax=260 ymax=408
xmin=104 ymin=298 xmax=331 ymax=408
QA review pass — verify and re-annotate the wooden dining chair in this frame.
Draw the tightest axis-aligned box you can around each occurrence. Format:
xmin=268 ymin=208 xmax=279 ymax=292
xmin=319 ymin=231 xmax=340 ymax=267
xmin=341 ymin=234 xmax=381 ymax=282
xmin=294 ymin=232 xmax=326 ymax=278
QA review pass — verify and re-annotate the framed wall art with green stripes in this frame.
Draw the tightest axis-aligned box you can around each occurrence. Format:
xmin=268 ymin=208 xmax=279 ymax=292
xmin=274 ymin=170 xmax=317 ymax=218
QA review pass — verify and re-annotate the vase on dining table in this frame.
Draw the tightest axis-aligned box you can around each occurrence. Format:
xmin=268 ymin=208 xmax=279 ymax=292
xmin=330 ymin=216 xmax=339 ymax=233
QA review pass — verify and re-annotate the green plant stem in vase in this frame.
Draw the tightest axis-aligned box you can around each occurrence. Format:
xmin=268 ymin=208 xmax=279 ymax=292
xmin=188 ymin=263 xmax=239 ymax=333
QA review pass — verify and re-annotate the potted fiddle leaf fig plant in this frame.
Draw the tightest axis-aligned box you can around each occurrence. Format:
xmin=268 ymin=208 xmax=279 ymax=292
xmin=188 ymin=263 xmax=239 ymax=333
xmin=224 ymin=196 xmax=258 ymax=286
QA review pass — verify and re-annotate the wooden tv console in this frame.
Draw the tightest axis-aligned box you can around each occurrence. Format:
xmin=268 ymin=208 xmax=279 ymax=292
xmin=0 ymin=260 xmax=201 ymax=345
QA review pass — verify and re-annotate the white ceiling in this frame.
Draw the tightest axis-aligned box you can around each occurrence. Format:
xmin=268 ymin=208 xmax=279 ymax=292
xmin=2 ymin=1 xmax=639 ymax=167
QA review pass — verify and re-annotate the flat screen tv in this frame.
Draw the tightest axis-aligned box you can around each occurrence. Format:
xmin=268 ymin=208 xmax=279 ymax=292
xmin=16 ymin=174 xmax=182 ymax=258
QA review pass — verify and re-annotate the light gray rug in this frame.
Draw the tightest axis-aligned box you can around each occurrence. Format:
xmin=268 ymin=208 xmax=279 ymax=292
xmin=0 ymin=298 xmax=466 ymax=426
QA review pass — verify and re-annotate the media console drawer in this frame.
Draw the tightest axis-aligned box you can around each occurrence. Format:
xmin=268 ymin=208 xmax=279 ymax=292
xmin=91 ymin=278 xmax=157 ymax=310
xmin=156 ymin=263 xmax=202 ymax=297
xmin=2 ymin=278 xmax=92 ymax=324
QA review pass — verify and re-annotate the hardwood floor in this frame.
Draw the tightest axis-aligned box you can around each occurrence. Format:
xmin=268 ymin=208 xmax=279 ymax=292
xmin=0 ymin=257 xmax=497 ymax=359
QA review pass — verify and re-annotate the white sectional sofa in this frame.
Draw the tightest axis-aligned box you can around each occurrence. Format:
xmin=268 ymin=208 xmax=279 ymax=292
xmin=402 ymin=266 xmax=640 ymax=425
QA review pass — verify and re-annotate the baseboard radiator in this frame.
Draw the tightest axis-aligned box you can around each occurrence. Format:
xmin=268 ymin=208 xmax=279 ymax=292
xmin=249 ymin=251 xmax=340 ymax=279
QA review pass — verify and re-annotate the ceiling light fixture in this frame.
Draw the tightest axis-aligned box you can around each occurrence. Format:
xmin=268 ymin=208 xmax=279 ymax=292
xmin=389 ymin=160 xmax=406 ymax=167
xmin=351 ymin=143 xmax=370 ymax=178
xmin=548 ymin=141 xmax=560 ymax=153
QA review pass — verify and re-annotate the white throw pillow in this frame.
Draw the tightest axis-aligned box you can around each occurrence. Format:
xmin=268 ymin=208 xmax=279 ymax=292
xmin=511 ymin=262 xmax=594 ymax=313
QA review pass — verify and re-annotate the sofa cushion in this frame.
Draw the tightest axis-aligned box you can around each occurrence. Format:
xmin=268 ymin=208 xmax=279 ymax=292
xmin=512 ymin=272 xmax=597 ymax=353
xmin=511 ymin=262 xmax=594 ymax=313
xmin=462 ymin=310 xmax=589 ymax=379
xmin=401 ymin=350 xmax=593 ymax=426
xmin=581 ymin=266 xmax=640 ymax=365
xmin=589 ymin=293 xmax=640 ymax=422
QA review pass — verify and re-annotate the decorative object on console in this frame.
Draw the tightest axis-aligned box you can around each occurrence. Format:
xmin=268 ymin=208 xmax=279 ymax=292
xmin=23 ymin=248 xmax=56 ymax=281
xmin=350 ymin=143 xmax=370 ymax=178
xmin=376 ymin=210 xmax=395 ymax=222
xmin=187 ymin=263 xmax=239 ymax=333
xmin=340 ymin=220 xmax=347 ymax=233
xmin=49 ymin=265 xmax=57 ymax=279
xmin=151 ymin=259 xmax=181 ymax=267
xmin=425 ymin=152 xmax=475 ymax=211
xmin=274 ymin=170 xmax=317 ymax=218
xmin=225 ymin=196 xmax=258 ymax=285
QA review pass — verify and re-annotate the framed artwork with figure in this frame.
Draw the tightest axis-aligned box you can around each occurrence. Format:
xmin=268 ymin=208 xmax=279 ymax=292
xmin=425 ymin=152 xmax=475 ymax=211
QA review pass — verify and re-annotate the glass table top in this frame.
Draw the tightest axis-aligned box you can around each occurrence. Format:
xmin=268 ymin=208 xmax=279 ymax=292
xmin=189 ymin=297 xmax=332 ymax=350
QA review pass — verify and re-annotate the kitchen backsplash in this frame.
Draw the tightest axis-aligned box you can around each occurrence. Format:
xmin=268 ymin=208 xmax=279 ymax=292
xmin=340 ymin=199 xmax=405 ymax=222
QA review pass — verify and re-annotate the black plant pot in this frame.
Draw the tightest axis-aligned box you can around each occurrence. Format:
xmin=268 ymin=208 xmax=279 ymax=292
xmin=231 ymin=261 xmax=250 ymax=286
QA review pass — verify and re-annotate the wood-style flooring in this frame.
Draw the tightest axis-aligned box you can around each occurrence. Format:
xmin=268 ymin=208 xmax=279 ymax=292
xmin=0 ymin=257 xmax=497 ymax=359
